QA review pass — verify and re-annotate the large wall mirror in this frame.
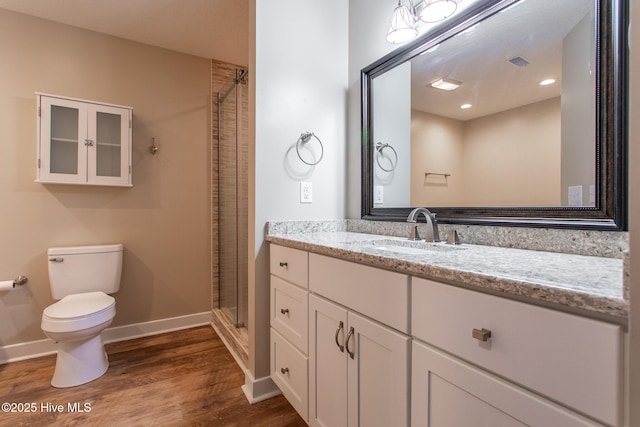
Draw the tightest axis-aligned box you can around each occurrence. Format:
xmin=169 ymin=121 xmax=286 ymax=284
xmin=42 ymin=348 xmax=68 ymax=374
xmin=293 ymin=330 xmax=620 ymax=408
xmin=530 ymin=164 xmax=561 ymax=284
xmin=361 ymin=0 xmax=627 ymax=230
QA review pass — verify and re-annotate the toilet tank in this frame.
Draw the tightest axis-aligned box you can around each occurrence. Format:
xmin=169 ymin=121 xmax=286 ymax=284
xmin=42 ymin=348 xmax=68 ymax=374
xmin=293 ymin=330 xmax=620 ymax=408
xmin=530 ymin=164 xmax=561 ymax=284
xmin=48 ymin=244 xmax=123 ymax=299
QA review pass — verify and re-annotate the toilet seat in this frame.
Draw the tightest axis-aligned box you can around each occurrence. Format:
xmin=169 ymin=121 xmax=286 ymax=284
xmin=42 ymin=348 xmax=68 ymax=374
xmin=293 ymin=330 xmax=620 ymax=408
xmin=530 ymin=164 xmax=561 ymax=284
xmin=42 ymin=292 xmax=115 ymax=333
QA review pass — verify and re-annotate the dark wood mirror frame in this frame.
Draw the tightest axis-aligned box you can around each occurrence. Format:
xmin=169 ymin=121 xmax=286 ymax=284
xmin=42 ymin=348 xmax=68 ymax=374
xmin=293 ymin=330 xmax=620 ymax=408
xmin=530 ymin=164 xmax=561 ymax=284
xmin=361 ymin=0 xmax=628 ymax=231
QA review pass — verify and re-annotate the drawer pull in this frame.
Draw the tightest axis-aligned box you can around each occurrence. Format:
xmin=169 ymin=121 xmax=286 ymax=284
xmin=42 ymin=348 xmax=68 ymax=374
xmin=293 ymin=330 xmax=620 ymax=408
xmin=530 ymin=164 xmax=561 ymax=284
xmin=335 ymin=321 xmax=345 ymax=352
xmin=280 ymin=308 xmax=290 ymax=315
xmin=346 ymin=326 xmax=355 ymax=359
xmin=279 ymin=262 xmax=288 ymax=267
xmin=280 ymin=367 xmax=289 ymax=375
xmin=472 ymin=328 xmax=492 ymax=342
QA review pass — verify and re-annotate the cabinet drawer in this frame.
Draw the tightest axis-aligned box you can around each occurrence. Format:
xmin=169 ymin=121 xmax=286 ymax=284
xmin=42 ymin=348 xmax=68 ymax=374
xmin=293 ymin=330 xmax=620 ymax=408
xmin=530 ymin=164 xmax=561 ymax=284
xmin=271 ymin=328 xmax=309 ymax=422
xmin=270 ymin=245 xmax=308 ymax=288
xmin=271 ymin=275 xmax=308 ymax=353
xmin=309 ymin=253 xmax=409 ymax=333
xmin=412 ymin=278 xmax=622 ymax=426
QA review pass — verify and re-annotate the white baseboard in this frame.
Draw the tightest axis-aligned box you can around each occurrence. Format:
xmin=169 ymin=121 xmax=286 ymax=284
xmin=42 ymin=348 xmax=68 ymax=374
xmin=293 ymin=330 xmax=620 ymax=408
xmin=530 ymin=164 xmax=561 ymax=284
xmin=242 ymin=370 xmax=281 ymax=404
xmin=0 ymin=312 xmax=212 ymax=365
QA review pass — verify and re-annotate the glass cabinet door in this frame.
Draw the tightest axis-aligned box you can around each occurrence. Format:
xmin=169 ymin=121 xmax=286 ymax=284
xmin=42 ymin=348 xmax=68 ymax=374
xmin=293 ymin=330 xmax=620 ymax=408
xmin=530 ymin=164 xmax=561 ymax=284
xmin=88 ymin=104 xmax=131 ymax=186
xmin=39 ymin=97 xmax=88 ymax=183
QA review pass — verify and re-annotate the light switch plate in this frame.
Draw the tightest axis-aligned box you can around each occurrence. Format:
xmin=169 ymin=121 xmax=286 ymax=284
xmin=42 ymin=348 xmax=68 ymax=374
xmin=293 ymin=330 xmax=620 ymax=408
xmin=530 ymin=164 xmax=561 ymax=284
xmin=374 ymin=185 xmax=384 ymax=204
xmin=300 ymin=181 xmax=313 ymax=203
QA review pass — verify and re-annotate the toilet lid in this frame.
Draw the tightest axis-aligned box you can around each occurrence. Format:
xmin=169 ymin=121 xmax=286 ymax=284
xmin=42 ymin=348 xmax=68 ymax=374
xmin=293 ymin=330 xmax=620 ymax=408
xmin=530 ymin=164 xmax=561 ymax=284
xmin=44 ymin=291 xmax=115 ymax=320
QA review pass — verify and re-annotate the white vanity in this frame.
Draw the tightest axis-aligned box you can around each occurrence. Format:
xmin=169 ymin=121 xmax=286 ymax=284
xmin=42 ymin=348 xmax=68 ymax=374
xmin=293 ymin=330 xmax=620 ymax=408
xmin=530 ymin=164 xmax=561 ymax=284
xmin=267 ymin=225 xmax=626 ymax=427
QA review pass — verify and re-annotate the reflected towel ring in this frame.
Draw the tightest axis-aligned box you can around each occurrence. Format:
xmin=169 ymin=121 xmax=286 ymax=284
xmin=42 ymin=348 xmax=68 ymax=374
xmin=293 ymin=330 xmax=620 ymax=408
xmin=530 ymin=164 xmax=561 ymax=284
xmin=296 ymin=132 xmax=324 ymax=166
xmin=375 ymin=142 xmax=398 ymax=172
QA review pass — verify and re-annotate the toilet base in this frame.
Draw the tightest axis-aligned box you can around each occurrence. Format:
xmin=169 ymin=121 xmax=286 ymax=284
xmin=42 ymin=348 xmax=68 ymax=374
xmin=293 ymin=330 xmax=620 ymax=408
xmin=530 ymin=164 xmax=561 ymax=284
xmin=51 ymin=334 xmax=109 ymax=388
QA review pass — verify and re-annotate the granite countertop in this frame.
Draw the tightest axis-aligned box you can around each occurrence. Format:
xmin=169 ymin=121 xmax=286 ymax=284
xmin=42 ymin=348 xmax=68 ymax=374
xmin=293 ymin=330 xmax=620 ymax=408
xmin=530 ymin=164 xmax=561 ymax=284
xmin=266 ymin=231 xmax=627 ymax=324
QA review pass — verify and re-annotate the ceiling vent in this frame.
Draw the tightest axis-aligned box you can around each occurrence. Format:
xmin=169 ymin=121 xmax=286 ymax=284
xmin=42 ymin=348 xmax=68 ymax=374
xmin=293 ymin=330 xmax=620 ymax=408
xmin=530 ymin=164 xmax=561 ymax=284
xmin=508 ymin=56 xmax=530 ymax=68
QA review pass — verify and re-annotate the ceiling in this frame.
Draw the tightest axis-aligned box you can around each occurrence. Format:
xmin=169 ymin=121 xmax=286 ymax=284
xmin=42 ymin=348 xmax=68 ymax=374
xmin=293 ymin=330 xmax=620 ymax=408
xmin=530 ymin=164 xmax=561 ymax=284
xmin=408 ymin=0 xmax=593 ymax=121
xmin=0 ymin=0 xmax=249 ymax=65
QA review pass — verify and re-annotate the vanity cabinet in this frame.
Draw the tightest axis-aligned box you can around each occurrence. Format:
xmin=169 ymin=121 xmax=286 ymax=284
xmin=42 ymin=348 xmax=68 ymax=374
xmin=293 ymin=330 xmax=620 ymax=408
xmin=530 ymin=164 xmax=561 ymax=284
xmin=412 ymin=277 xmax=623 ymax=426
xmin=308 ymin=253 xmax=410 ymax=427
xmin=270 ymin=245 xmax=309 ymax=422
xmin=309 ymin=294 xmax=410 ymax=427
xmin=37 ymin=93 xmax=132 ymax=187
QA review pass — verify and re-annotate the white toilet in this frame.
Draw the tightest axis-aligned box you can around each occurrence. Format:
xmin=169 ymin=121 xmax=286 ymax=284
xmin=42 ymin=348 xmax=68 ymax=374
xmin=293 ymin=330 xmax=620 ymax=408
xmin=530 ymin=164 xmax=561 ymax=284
xmin=41 ymin=244 xmax=123 ymax=388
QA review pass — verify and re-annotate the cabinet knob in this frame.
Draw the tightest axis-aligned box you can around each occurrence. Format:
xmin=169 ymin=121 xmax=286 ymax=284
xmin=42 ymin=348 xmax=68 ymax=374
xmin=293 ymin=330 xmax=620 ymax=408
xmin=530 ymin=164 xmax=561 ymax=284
xmin=279 ymin=262 xmax=288 ymax=267
xmin=280 ymin=367 xmax=289 ymax=375
xmin=280 ymin=308 xmax=289 ymax=315
xmin=84 ymin=139 xmax=94 ymax=146
xmin=472 ymin=328 xmax=492 ymax=342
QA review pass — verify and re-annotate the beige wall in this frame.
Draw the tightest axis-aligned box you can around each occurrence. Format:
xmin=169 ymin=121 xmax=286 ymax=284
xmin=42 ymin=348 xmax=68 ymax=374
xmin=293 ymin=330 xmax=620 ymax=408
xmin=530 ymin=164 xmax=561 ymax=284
xmin=411 ymin=97 xmax=561 ymax=207
xmin=0 ymin=9 xmax=211 ymax=346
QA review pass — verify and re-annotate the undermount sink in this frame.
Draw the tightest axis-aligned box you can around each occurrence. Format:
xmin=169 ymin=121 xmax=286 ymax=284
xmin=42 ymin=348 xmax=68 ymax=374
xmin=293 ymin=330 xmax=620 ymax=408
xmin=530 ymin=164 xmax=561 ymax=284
xmin=362 ymin=239 xmax=465 ymax=255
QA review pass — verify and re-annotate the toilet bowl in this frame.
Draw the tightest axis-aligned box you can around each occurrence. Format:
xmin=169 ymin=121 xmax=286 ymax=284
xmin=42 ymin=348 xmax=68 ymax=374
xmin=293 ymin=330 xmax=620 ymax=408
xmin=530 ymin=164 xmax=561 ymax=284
xmin=41 ymin=244 xmax=123 ymax=388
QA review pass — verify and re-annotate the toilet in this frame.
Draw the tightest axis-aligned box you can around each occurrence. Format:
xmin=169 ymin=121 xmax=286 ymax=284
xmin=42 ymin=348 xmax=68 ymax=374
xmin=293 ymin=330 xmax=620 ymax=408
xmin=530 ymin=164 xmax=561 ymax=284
xmin=41 ymin=244 xmax=123 ymax=388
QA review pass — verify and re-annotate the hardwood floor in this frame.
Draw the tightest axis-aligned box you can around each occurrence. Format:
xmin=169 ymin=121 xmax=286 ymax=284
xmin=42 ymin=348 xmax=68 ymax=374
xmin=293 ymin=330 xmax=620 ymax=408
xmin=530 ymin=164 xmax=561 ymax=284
xmin=0 ymin=326 xmax=306 ymax=427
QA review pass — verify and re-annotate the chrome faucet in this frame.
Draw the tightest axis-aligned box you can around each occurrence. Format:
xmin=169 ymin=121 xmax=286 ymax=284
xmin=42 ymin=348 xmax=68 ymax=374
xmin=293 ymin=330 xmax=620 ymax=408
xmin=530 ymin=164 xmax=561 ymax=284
xmin=406 ymin=207 xmax=440 ymax=242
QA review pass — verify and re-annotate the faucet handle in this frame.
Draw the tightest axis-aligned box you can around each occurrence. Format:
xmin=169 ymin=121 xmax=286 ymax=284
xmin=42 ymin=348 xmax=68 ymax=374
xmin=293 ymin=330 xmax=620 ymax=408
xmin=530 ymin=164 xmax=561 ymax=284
xmin=446 ymin=230 xmax=460 ymax=245
xmin=408 ymin=225 xmax=421 ymax=241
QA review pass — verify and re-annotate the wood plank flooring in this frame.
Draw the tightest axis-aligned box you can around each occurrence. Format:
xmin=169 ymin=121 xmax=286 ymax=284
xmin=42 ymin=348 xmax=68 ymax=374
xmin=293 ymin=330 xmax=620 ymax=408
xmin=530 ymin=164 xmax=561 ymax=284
xmin=0 ymin=326 xmax=306 ymax=427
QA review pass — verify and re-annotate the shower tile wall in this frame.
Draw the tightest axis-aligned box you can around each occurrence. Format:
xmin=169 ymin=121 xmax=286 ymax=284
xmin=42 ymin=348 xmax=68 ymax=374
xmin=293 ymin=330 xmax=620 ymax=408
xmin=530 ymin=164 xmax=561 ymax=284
xmin=211 ymin=59 xmax=248 ymax=326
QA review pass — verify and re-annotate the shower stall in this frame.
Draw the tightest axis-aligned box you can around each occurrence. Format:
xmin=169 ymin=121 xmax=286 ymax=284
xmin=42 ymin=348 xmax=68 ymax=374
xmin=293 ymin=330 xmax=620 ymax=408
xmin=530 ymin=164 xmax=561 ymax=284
xmin=217 ymin=68 xmax=248 ymax=330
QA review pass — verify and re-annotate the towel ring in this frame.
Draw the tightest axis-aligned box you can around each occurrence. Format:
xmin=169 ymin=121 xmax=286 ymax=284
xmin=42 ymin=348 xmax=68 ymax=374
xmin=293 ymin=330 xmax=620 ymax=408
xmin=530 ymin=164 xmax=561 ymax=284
xmin=375 ymin=142 xmax=398 ymax=172
xmin=296 ymin=132 xmax=324 ymax=166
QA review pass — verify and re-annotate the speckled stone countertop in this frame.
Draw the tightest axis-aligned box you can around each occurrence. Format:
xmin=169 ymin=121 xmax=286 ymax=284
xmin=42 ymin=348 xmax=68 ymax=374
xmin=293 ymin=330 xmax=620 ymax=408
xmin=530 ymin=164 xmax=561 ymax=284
xmin=266 ymin=229 xmax=627 ymax=324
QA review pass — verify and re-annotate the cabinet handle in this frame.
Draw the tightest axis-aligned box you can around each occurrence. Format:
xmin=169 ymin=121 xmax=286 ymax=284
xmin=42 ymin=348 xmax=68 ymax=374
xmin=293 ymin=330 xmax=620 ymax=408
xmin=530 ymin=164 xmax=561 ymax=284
xmin=335 ymin=321 xmax=344 ymax=352
xmin=279 ymin=262 xmax=288 ymax=267
xmin=346 ymin=326 xmax=355 ymax=359
xmin=84 ymin=139 xmax=94 ymax=146
xmin=472 ymin=328 xmax=492 ymax=342
xmin=280 ymin=367 xmax=289 ymax=375
xmin=280 ymin=308 xmax=289 ymax=315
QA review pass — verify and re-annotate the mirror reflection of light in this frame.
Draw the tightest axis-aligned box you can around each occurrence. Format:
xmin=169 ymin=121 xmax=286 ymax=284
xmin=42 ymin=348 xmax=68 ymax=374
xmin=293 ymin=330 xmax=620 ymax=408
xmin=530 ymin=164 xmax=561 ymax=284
xmin=539 ymin=78 xmax=556 ymax=86
xmin=460 ymin=103 xmax=472 ymax=109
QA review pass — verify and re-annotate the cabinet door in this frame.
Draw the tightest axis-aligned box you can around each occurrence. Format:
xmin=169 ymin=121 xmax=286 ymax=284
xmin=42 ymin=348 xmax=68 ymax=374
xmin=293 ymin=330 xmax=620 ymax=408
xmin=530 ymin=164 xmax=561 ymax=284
xmin=347 ymin=311 xmax=410 ymax=427
xmin=87 ymin=104 xmax=131 ymax=186
xmin=38 ymin=96 xmax=88 ymax=183
xmin=309 ymin=295 xmax=348 ymax=427
xmin=411 ymin=341 xmax=601 ymax=427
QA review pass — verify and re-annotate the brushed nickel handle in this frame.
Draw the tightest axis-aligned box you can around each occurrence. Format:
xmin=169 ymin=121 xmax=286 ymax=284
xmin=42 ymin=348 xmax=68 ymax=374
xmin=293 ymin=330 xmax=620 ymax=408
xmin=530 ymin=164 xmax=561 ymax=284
xmin=280 ymin=367 xmax=289 ymax=375
xmin=335 ymin=321 xmax=344 ymax=352
xmin=49 ymin=257 xmax=64 ymax=262
xmin=472 ymin=328 xmax=492 ymax=342
xmin=346 ymin=326 xmax=355 ymax=359
xmin=280 ymin=308 xmax=289 ymax=315
xmin=279 ymin=262 xmax=288 ymax=267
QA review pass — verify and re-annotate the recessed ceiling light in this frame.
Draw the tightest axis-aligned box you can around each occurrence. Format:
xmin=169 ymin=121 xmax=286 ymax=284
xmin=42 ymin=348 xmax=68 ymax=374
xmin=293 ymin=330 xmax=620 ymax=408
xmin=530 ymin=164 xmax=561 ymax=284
xmin=430 ymin=78 xmax=462 ymax=91
xmin=460 ymin=104 xmax=472 ymax=109
xmin=539 ymin=78 xmax=556 ymax=86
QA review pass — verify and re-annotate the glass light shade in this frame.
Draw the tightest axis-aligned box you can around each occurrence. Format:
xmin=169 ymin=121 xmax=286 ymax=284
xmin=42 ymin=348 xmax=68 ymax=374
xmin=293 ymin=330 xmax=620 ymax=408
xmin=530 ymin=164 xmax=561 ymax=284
xmin=387 ymin=1 xmax=418 ymax=44
xmin=418 ymin=0 xmax=458 ymax=23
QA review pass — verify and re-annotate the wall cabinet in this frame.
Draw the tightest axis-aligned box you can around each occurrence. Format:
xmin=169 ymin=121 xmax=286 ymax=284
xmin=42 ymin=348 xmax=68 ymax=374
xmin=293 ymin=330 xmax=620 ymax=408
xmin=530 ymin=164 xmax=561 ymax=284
xmin=309 ymin=294 xmax=410 ymax=427
xmin=37 ymin=93 xmax=132 ymax=187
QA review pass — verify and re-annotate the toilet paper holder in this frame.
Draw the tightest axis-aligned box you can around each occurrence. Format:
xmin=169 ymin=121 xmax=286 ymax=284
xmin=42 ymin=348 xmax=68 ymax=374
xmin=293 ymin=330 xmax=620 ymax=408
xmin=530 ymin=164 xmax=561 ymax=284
xmin=14 ymin=275 xmax=28 ymax=285
xmin=2 ymin=276 xmax=28 ymax=287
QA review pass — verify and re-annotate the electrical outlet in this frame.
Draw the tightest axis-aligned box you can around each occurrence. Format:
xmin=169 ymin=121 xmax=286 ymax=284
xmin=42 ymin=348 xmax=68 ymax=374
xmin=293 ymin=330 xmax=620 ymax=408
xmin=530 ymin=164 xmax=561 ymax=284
xmin=374 ymin=185 xmax=384 ymax=204
xmin=300 ymin=181 xmax=313 ymax=203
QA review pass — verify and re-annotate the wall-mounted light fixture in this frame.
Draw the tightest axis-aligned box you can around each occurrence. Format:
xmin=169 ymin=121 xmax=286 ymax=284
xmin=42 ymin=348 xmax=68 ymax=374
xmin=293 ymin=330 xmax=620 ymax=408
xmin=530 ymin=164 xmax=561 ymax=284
xmin=387 ymin=0 xmax=459 ymax=44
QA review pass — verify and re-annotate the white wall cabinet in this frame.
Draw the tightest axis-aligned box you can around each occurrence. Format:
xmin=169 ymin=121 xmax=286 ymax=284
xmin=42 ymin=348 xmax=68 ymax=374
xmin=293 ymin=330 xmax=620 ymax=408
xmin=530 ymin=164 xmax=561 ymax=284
xmin=309 ymin=294 xmax=410 ymax=427
xmin=37 ymin=93 xmax=132 ymax=187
